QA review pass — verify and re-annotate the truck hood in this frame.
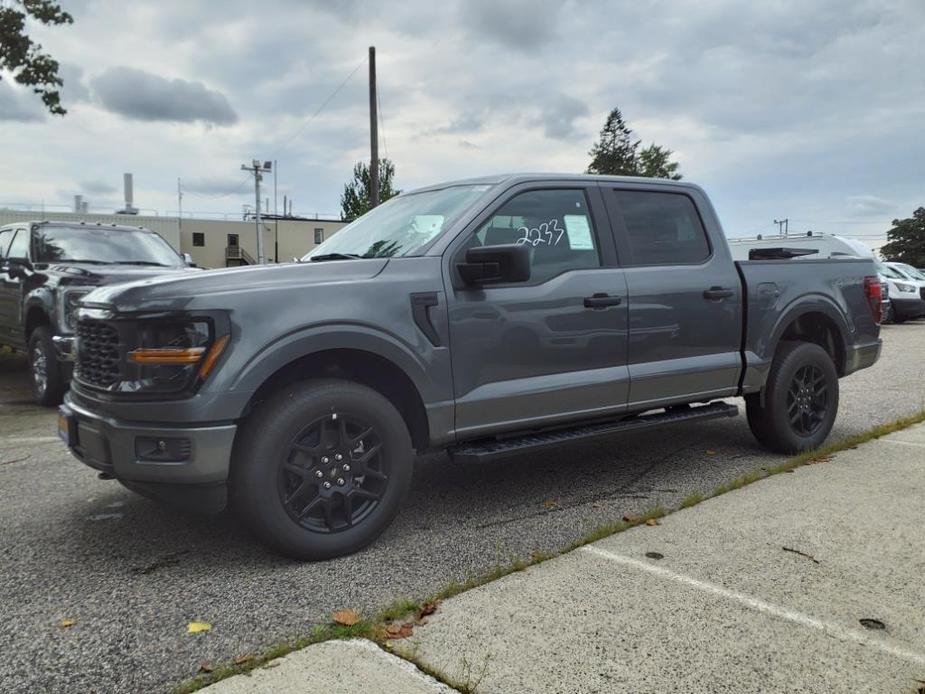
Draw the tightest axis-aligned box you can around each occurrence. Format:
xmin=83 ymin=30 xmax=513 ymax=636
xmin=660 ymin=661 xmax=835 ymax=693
xmin=83 ymin=258 xmax=390 ymax=312
xmin=40 ymin=261 xmax=197 ymax=286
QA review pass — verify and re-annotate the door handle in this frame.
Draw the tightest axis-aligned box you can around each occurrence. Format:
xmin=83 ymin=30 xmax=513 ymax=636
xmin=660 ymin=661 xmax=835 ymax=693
xmin=584 ymin=293 xmax=622 ymax=309
xmin=703 ymin=287 xmax=734 ymax=300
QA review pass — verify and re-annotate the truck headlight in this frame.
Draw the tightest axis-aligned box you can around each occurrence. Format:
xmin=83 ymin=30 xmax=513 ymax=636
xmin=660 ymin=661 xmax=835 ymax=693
xmin=896 ymin=282 xmax=915 ymax=293
xmin=61 ymin=289 xmax=92 ymax=332
xmin=125 ymin=318 xmax=229 ymax=393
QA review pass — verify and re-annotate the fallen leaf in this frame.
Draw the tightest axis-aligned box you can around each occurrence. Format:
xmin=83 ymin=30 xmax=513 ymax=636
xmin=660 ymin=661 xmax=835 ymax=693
xmin=622 ymin=514 xmax=640 ymax=523
xmin=543 ymin=499 xmax=558 ymax=509
xmin=809 ymin=455 xmax=833 ymax=465
xmin=198 ymin=662 xmax=214 ymax=674
xmin=384 ymin=622 xmax=415 ymax=639
xmin=332 ymin=609 xmax=360 ymax=626
xmin=234 ymin=654 xmax=252 ymax=666
xmin=59 ymin=618 xmax=76 ymax=629
xmin=187 ymin=621 xmax=212 ymax=634
xmin=385 ymin=624 xmax=402 ymax=638
xmin=705 ymin=449 xmax=717 ymax=455
xmin=419 ymin=602 xmax=438 ymax=617
xmin=645 ymin=518 xmax=660 ymax=527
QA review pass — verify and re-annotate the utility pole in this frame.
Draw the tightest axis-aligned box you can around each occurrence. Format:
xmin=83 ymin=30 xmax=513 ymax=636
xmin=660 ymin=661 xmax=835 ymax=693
xmin=774 ymin=218 xmax=789 ymax=236
xmin=177 ymin=178 xmax=183 ymax=228
xmin=369 ymin=45 xmax=379 ymax=209
xmin=241 ymin=159 xmax=272 ymax=264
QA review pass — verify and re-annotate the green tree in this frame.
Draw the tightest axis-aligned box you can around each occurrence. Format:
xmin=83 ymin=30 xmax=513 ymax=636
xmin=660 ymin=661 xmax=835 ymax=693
xmin=586 ymin=107 xmax=682 ymax=180
xmin=340 ymin=158 xmax=400 ymax=222
xmin=880 ymin=207 xmax=925 ymax=267
xmin=636 ymin=144 xmax=682 ymax=180
xmin=586 ymin=108 xmax=639 ymax=176
xmin=0 ymin=0 xmax=74 ymax=115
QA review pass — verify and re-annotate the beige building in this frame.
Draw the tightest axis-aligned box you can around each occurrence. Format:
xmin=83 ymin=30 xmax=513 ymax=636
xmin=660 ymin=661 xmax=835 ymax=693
xmin=0 ymin=209 xmax=346 ymax=269
xmin=180 ymin=216 xmax=346 ymax=268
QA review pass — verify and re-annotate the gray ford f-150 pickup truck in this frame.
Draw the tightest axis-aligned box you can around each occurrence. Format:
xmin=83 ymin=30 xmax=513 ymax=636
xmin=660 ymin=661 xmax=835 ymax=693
xmin=59 ymin=174 xmax=882 ymax=559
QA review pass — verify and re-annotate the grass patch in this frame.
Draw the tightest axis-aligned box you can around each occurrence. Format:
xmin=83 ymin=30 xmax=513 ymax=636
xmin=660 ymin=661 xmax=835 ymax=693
xmin=173 ymin=410 xmax=925 ymax=693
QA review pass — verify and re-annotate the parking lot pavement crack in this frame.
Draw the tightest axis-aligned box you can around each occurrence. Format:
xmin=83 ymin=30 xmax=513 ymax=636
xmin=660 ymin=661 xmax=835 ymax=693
xmin=0 ymin=454 xmax=30 ymax=466
xmin=782 ymin=546 xmax=821 ymax=564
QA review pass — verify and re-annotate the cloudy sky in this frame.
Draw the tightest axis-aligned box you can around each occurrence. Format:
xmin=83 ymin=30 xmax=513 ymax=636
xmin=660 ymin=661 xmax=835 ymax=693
xmin=0 ymin=0 xmax=922 ymax=241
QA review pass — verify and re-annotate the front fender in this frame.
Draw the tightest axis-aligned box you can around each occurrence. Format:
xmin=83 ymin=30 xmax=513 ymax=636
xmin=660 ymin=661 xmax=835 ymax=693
xmin=227 ymin=321 xmax=440 ymax=405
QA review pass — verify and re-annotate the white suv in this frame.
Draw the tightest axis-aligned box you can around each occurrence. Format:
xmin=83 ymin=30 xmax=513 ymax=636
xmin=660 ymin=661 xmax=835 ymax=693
xmin=883 ymin=261 xmax=925 ymax=322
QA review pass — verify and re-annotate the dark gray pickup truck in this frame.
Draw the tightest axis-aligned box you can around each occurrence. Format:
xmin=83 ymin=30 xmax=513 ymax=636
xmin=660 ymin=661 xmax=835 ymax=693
xmin=59 ymin=174 xmax=882 ymax=559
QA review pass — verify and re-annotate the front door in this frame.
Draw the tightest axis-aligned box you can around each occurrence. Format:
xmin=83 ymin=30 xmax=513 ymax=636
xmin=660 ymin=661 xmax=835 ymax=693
xmin=446 ymin=184 xmax=629 ymax=439
xmin=0 ymin=228 xmax=15 ymax=343
xmin=602 ymin=186 xmax=742 ymax=410
xmin=0 ymin=228 xmax=31 ymax=347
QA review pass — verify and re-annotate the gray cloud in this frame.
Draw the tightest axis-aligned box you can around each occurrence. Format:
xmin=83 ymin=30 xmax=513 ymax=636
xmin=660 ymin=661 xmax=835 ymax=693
xmin=532 ymin=94 xmax=588 ymax=140
xmin=461 ymin=0 xmax=563 ymax=50
xmin=91 ymin=67 xmax=238 ymax=124
xmin=79 ymin=179 xmax=118 ymax=194
xmin=847 ymin=195 xmax=896 ymax=216
xmin=183 ymin=177 xmax=249 ymax=195
xmin=0 ymin=81 xmax=46 ymax=122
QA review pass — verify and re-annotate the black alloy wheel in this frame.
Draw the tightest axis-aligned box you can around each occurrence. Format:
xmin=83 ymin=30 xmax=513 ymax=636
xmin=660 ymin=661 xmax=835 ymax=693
xmin=278 ymin=413 xmax=389 ymax=533
xmin=785 ymin=364 xmax=829 ymax=436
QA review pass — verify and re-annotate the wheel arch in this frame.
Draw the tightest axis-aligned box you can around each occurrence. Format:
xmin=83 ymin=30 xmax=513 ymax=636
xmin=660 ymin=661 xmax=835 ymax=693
xmin=768 ymin=298 xmax=850 ymax=376
xmin=233 ymin=330 xmax=434 ymax=452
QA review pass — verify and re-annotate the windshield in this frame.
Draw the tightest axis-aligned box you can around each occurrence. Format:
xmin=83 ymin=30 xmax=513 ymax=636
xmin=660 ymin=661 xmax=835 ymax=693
xmin=303 ymin=184 xmax=491 ymax=260
xmin=876 ymin=261 xmax=905 ymax=279
xmin=33 ymin=226 xmax=184 ymax=266
xmin=893 ymin=262 xmax=925 ymax=281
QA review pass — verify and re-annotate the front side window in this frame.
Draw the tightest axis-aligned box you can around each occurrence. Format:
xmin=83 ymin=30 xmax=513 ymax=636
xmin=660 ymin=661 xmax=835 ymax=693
xmin=471 ymin=188 xmax=601 ymax=284
xmin=7 ymin=229 xmax=31 ymax=260
xmin=304 ymin=184 xmax=490 ymax=260
xmin=32 ymin=226 xmax=183 ymax=266
xmin=0 ymin=229 xmax=13 ymax=258
xmin=611 ymin=190 xmax=710 ymax=266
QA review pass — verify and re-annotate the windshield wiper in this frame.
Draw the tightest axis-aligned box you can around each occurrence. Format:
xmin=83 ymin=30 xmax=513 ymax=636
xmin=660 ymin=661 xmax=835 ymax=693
xmin=308 ymin=253 xmax=363 ymax=262
xmin=110 ymin=261 xmax=172 ymax=266
xmin=56 ymin=259 xmax=109 ymax=265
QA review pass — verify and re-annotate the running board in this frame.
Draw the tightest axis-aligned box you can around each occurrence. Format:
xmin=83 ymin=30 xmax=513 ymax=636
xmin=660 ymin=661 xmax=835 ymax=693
xmin=449 ymin=402 xmax=739 ymax=463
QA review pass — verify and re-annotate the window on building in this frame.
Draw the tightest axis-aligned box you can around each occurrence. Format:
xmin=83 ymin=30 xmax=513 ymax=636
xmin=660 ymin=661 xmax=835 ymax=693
xmin=314 ymin=228 xmax=324 ymax=244
xmin=227 ymin=233 xmax=239 ymax=247
xmin=471 ymin=189 xmax=601 ymax=284
xmin=610 ymin=190 xmax=710 ymax=266
xmin=192 ymin=232 xmax=205 ymax=247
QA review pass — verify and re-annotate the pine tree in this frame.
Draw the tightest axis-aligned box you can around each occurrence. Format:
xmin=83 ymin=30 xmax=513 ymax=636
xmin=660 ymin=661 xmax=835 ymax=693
xmin=586 ymin=108 xmax=639 ymax=176
xmin=340 ymin=159 xmax=400 ymax=222
xmin=586 ymin=108 xmax=683 ymax=180
xmin=880 ymin=207 xmax=925 ymax=267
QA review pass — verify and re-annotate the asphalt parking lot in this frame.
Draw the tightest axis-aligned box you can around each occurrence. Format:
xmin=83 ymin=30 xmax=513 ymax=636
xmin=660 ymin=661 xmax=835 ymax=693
xmin=1 ymin=322 xmax=924 ymax=693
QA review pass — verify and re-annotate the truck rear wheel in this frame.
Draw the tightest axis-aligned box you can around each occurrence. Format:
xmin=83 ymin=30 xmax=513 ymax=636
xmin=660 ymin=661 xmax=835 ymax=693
xmin=745 ymin=341 xmax=839 ymax=454
xmin=231 ymin=379 xmax=414 ymax=560
xmin=28 ymin=326 xmax=65 ymax=407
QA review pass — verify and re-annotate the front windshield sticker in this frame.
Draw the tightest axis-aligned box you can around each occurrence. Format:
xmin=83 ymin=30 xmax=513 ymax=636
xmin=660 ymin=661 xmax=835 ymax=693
xmin=564 ymin=215 xmax=594 ymax=249
xmin=411 ymin=215 xmax=445 ymax=236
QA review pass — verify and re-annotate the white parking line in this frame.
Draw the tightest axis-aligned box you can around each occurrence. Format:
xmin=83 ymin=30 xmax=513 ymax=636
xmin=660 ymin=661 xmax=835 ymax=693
xmin=581 ymin=545 xmax=925 ymax=666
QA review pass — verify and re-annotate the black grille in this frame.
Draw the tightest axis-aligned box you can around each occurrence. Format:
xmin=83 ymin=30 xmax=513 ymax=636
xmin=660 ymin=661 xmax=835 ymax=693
xmin=76 ymin=321 xmax=121 ymax=387
xmin=920 ymin=287 xmax=925 ymax=301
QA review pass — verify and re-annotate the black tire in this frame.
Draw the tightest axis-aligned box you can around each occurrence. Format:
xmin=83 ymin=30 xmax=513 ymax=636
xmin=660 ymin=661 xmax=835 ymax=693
xmin=745 ymin=341 xmax=839 ymax=454
xmin=28 ymin=326 xmax=65 ymax=407
xmin=231 ymin=378 xmax=414 ymax=560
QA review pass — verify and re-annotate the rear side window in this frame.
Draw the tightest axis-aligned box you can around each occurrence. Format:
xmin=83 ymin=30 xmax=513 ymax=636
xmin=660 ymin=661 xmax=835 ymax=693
xmin=611 ymin=191 xmax=710 ymax=266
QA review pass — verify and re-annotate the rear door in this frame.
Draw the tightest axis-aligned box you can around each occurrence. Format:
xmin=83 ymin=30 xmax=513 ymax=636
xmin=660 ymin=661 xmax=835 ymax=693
xmin=602 ymin=185 xmax=742 ymax=409
xmin=445 ymin=182 xmax=630 ymax=438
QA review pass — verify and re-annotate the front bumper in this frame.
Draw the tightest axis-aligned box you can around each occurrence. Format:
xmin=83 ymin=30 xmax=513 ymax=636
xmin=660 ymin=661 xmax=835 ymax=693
xmin=891 ymin=297 xmax=925 ymax=320
xmin=59 ymin=393 xmax=236 ymax=485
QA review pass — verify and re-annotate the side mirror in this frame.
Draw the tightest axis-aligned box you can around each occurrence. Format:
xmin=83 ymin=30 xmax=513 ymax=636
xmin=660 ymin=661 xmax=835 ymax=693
xmin=182 ymin=252 xmax=194 ymax=266
xmin=6 ymin=257 xmax=31 ymax=278
xmin=457 ymin=244 xmax=531 ymax=286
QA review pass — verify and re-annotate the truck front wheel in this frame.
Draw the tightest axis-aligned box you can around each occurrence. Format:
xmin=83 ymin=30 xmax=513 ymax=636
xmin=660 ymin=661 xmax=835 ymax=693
xmin=231 ymin=379 xmax=414 ymax=560
xmin=28 ymin=326 xmax=65 ymax=407
xmin=745 ymin=341 xmax=839 ymax=454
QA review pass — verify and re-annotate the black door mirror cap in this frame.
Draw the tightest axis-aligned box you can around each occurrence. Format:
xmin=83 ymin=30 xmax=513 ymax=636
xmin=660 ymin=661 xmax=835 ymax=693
xmin=457 ymin=244 xmax=531 ymax=286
